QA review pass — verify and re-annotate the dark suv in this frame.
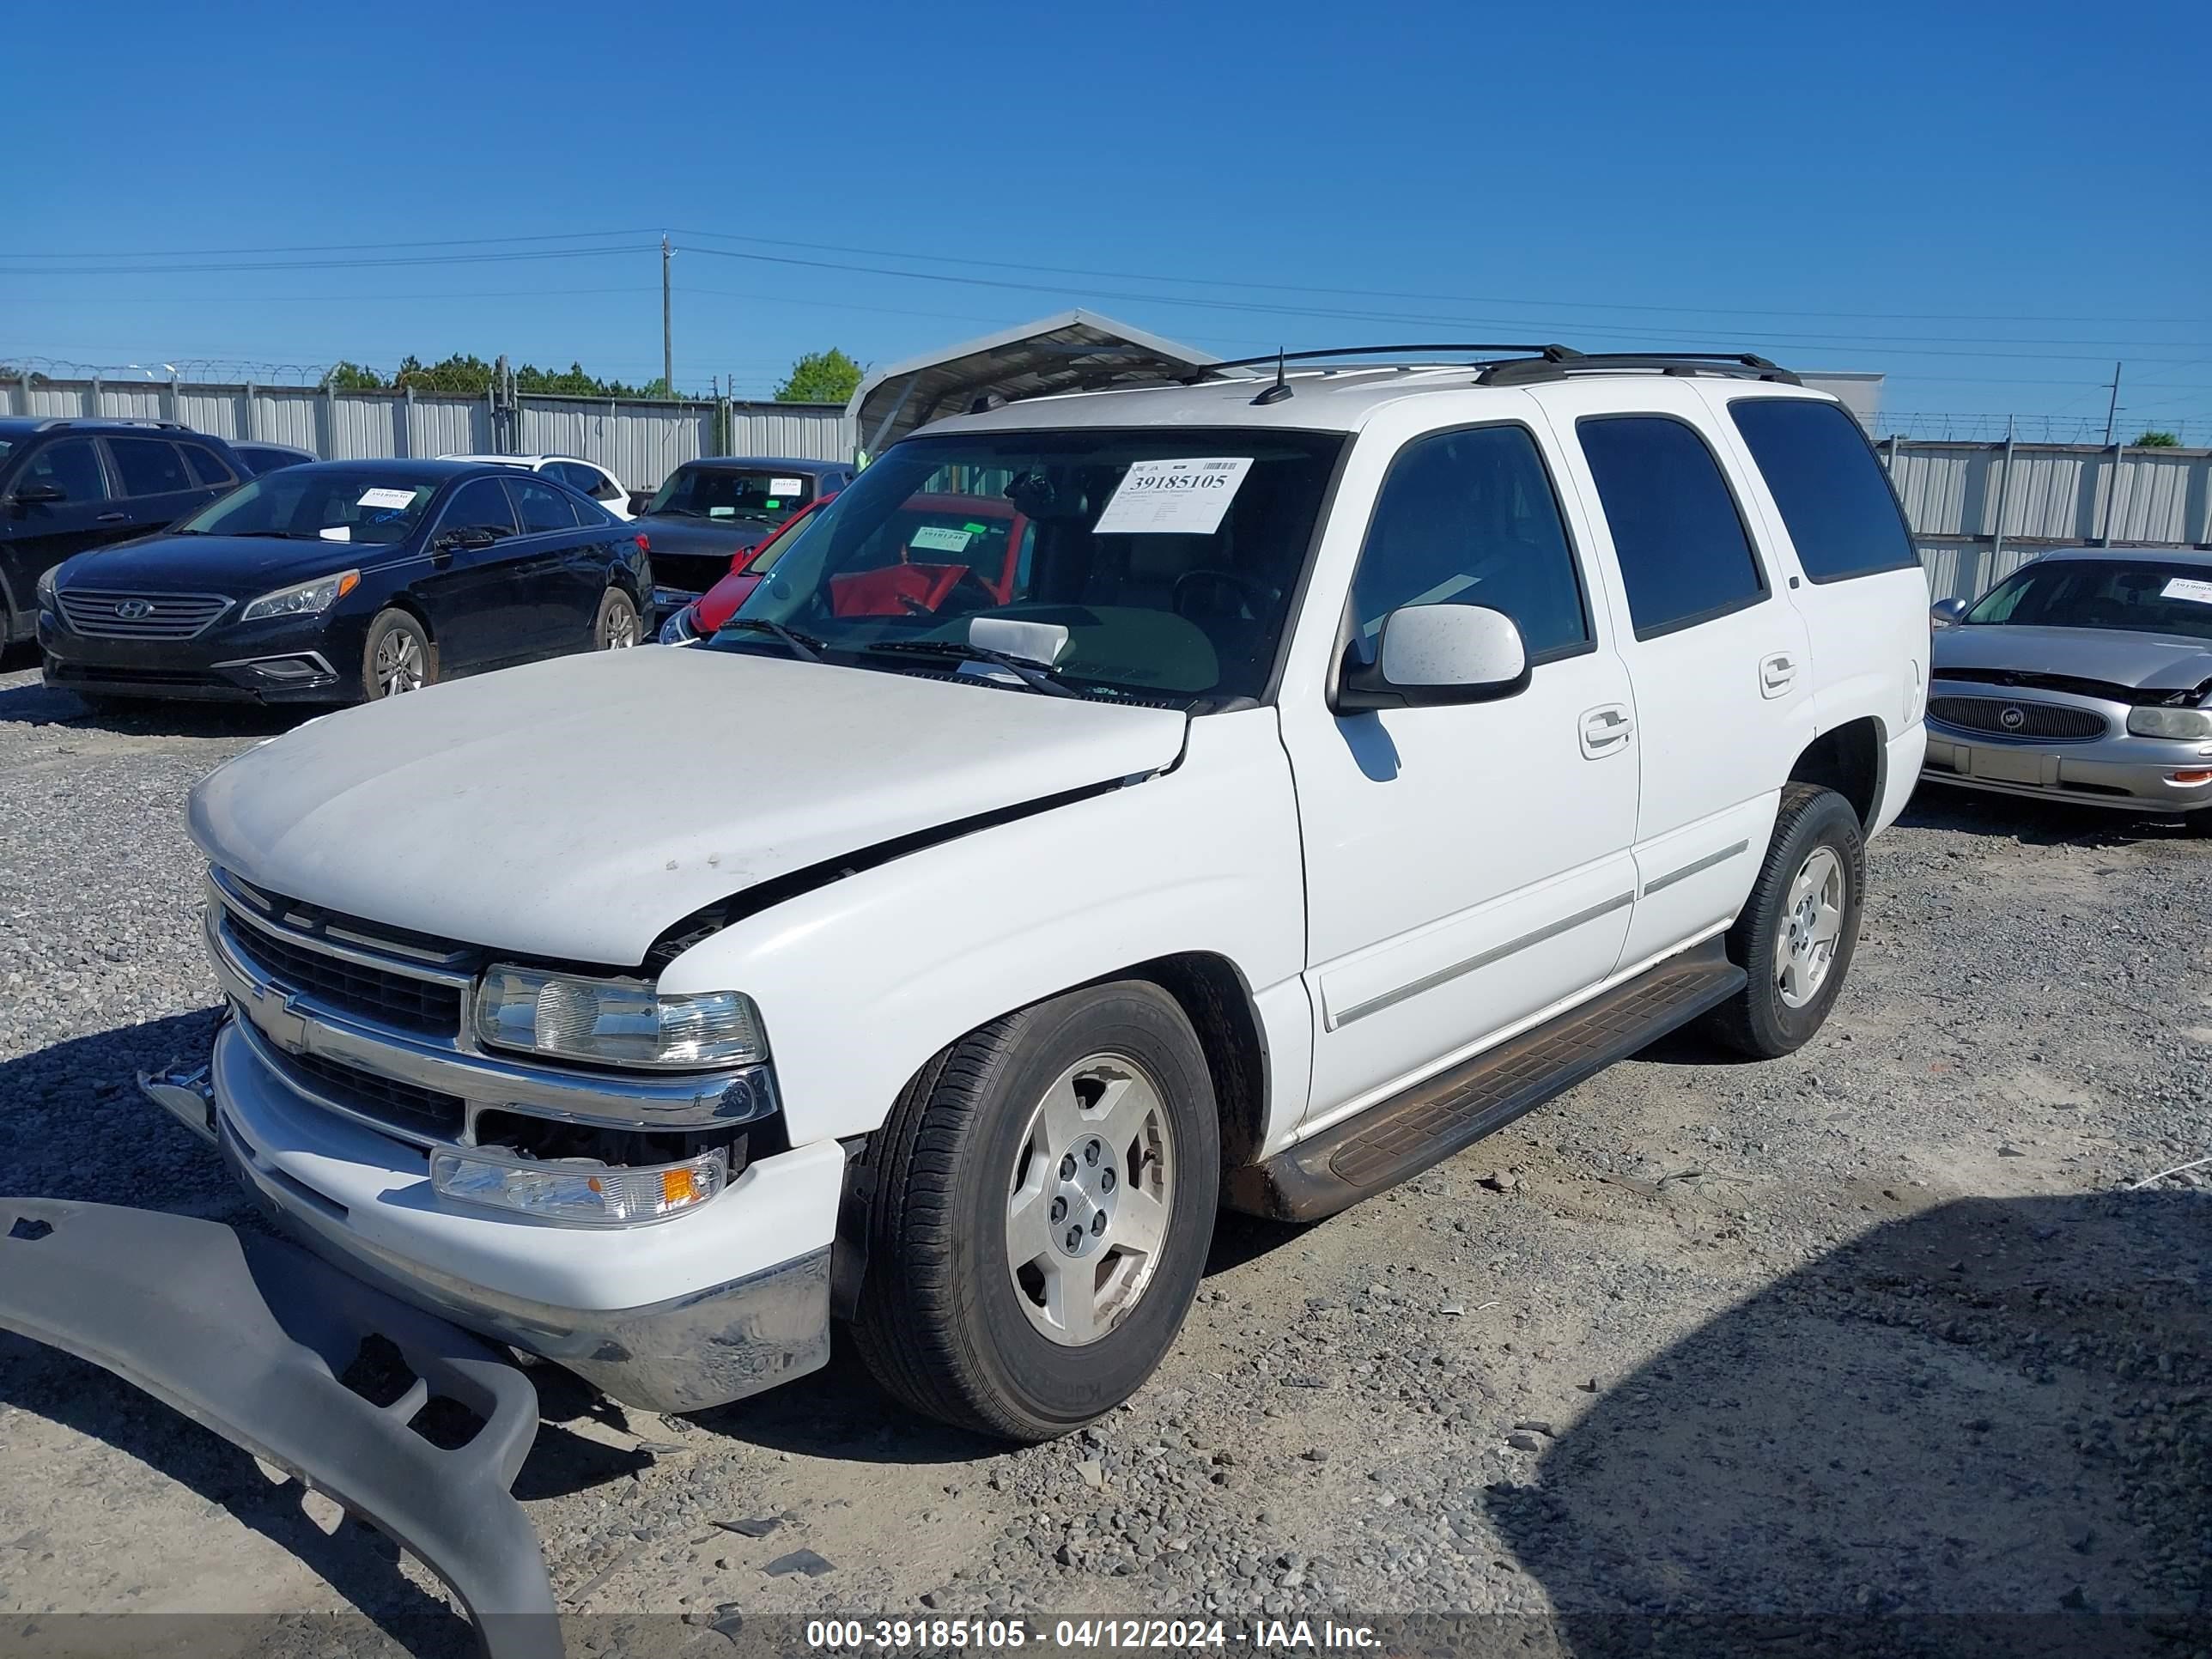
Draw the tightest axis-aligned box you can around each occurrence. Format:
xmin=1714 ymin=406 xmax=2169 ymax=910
xmin=0 ymin=418 xmax=250 ymax=643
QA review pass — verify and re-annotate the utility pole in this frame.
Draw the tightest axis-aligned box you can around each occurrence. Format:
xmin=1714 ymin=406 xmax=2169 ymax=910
xmin=661 ymin=236 xmax=674 ymax=398
xmin=2103 ymin=361 xmax=2122 ymax=446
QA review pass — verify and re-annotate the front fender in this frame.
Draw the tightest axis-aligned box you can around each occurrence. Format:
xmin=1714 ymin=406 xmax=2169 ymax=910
xmin=657 ymin=708 xmax=1310 ymax=1146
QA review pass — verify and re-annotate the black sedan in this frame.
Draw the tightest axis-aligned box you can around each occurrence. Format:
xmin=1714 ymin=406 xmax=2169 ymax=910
xmin=631 ymin=455 xmax=854 ymax=615
xmin=36 ymin=459 xmax=651 ymax=705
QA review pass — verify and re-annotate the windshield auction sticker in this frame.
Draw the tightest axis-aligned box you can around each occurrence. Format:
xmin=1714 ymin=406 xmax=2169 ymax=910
xmin=1092 ymin=457 xmax=1254 ymax=536
xmin=356 ymin=488 xmax=416 ymax=510
xmin=2161 ymin=576 xmax=2212 ymax=605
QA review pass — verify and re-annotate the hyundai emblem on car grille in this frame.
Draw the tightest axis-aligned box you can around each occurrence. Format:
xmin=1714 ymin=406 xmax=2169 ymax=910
xmin=113 ymin=599 xmax=153 ymax=620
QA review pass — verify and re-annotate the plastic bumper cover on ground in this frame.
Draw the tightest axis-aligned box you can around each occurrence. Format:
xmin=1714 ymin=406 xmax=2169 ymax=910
xmin=0 ymin=1194 xmax=560 ymax=1659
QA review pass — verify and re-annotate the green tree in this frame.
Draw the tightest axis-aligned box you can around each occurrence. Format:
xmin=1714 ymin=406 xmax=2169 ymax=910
xmin=775 ymin=349 xmax=863 ymax=404
xmin=325 ymin=361 xmax=386 ymax=390
xmin=2133 ymin=429 xmax=2180 ymax=447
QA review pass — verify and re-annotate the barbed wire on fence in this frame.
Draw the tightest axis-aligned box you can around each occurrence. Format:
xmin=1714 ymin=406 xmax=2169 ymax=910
xmin=1879 ymin=411 xmax=2196 ymax=446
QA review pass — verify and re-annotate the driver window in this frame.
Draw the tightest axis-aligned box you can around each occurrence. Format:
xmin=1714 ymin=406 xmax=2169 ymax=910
xmin=1350 ymin=424 xmax=1591 ymax=665
xmin=25 ymin=438 xmax=109 ymax=502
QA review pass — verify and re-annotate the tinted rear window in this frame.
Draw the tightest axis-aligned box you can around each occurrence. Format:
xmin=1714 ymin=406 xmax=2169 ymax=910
xmin=1730 ymin=398 xmax=1917 ymax=583
xmin=1577 ymin=416 xmax=1766 ymax=638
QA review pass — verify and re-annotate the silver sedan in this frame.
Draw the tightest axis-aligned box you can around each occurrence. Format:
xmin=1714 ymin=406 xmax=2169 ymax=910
xmin=1923 ymin=546 xmax=2212 ymax=831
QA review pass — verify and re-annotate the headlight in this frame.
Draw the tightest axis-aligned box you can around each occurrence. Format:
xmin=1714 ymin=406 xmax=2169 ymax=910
xmin=431 ymin=1145 xmax=727 ymax=1226
xmin=2126 ymin=706 xmax=2212 ymax=740
xmin=34 ymin=566 xmax=58 ymax=609
xmin=240 ymin=568 xmax=360 ymax=622
xmin=475 ymin=965 xmax=766 ymax=1068
xmin=657 ymin=605 xmax=699 ymax=646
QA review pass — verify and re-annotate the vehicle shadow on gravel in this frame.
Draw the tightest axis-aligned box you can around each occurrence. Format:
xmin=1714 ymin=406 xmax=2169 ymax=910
xmin=646 ymin=1212 xmax=1312 ymax=1468
xmin=0 ymin=673 xmax=313 ymax=738
xmin=1486 ymin=1191 xmax=2210 ymax=1657
xmin=1899 ymin=786 xmax=2185 ymax=848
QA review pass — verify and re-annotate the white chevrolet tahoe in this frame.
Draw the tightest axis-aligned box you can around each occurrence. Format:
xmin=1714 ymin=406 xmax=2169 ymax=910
xmin=161 ymin=347 xmax=1929 ymax=1443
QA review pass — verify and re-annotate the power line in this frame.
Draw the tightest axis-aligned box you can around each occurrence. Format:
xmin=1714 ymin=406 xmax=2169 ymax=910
xmin=672 ymin=245 xmax=2209 ymax=366
xmin=0 ymin=229 xmax=660 ymax=260
xmin=666 ymin=227 xmax=2212 ymax=331
xmin=0 ymin=245 xmax=653 ymax=276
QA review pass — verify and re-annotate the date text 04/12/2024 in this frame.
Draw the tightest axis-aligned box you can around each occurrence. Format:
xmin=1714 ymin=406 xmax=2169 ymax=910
xmin=805 ymin=1619 xmax=1382 ymax=1650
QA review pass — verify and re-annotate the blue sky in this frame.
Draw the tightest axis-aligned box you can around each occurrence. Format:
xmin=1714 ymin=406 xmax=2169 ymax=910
xmin=7 ymin=0 xmax=2207 ymax=439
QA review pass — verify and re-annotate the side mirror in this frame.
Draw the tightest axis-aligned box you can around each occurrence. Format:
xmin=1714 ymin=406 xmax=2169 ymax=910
xmin=9 ymin=481 xmax=65 ymax=506
xmin=1335 ymin=603 xmax=1530 ymax=713
xmin=1929 ymin=597 xmax=1969 ymax=629
xmin=435 ymin=526 xmax=496 ymax=552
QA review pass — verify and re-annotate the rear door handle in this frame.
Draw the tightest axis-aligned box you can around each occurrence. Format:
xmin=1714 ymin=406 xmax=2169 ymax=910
xmin=1759 ymin=653 xmax=1798 ymax=698
xmin=1580 ymin=703 xmax=1634 ymax=757
xmin=96 ymin=512 xmax=129 ymax=523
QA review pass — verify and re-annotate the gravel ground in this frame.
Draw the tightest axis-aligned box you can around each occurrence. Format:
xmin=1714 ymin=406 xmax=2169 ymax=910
xmin=1 ymin=652 xmax=2206 ymax=1656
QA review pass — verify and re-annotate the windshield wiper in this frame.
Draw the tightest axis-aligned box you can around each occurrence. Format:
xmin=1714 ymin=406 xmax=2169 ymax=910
xmin=715 ymin=617 xmax=825 ymax=662
xmin=228 ymin=530 xmax=312 ymax=539
xmin=863 ymin=638 xmax=1084 ymax=698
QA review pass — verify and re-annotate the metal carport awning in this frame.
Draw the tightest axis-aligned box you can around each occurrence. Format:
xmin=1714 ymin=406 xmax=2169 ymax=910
xmin=847 ymin=310 xmax=1219 ymax=457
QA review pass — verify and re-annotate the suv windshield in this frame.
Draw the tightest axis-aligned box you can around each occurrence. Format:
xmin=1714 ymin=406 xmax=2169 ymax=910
xmin=646 ymin=465 xmax=812 ymax=524
xmin=1965 ymin=559 xmax=2212 ymax=643
xmin=177 ymin=470 xmax=436 ymax=545
xmin=723 ymin=428 xmax=1346 ymax=703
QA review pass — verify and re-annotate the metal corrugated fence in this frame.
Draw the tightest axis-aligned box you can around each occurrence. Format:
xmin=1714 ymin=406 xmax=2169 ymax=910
xmin=1881 ymin=437 xmax=2212 ymax=603
xmin=6 ymin=376 xmax=2203 ymax=602
xmin=1 ymin=376 xmax=852 ymax=489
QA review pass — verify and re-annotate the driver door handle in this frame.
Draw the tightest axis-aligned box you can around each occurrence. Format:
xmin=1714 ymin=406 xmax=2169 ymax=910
xmin=96 ymin=512 xmax=129 ymax=523
xmin=1759 ymin=653 xmax=1798 ymax=698
xmin=1580 ymin=703 xmax=1634 ymax=758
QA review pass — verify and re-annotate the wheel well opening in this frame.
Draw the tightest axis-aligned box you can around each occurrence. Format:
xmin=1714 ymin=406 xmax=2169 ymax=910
xmin=1790 ymin=718 xmax=1883 ymax=830
xmin=1131 ymin=952 xmax=1267 ymax=1175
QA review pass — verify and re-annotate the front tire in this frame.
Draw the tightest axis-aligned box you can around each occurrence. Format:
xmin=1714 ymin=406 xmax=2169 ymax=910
xmin=850 ymin=981 xmax=1221 ymax=1442
xmin=362 ymin=610 xmax=436 ymax=700
xmin=1706 ymin=783 xmax=1866 ymax=1059
xmin=593 ymin=587 xmax=641 ymax=651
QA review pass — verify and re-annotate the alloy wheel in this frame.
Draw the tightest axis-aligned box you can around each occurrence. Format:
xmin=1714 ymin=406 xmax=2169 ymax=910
xmin=600 ymin=603 xmax=639 ymax=649
xmin=374 ymin=630 xmax=425 ymax=696
xmin=1006 ymin=1054 xmax=1176 ymax=1346
xmin=1774 ymin=845 xmax=1845 ymax=1008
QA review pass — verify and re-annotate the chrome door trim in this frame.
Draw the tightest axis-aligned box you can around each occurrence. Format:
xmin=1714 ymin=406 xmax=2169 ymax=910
xmin=1642 ymin=839 xmax=1751 ymax=897
xmin=1329 ymin=890 xmax=1635 ymax=1030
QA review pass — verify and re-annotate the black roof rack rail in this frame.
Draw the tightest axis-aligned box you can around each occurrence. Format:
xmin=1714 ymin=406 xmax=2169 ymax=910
xmin=1479 ymin=351 xmax=1799 ymax=387
xmin=1185 ymin=343 xmax=1571 ymax=383
xmin=32 ymin=416 xmax=191 ymax=432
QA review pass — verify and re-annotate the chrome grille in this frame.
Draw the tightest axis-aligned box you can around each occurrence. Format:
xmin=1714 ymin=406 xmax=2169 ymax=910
xmin=56 ymin=589 xmax=229 ymax=640
xmin=278 ymin=1046 xmax=466 ymax=1141
xmin=222 ymin=913 xmax=464 ymax=1036
xmin=1929 ymin=696 xmax=2107 ymax=742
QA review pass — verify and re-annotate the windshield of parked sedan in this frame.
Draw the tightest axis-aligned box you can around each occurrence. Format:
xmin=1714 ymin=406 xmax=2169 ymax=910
xmin=176 ymin=469 xmax=436 ymax=545
xmin=720 ymin=428 xmax=1346 ymax=703
xmin=1965 ymin=559 xmax=2212 ymax=643
xmin=645 ymin=465 xmax=812 ymax=524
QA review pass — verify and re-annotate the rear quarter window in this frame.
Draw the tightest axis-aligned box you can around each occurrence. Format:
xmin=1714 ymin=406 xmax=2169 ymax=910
xmin=1729 ymin=398 xmax=1917 ymax=583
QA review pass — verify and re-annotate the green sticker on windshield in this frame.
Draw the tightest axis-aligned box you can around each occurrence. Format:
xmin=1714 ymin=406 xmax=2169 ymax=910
xmin=964 ymin=522 xmax=989 ymax=537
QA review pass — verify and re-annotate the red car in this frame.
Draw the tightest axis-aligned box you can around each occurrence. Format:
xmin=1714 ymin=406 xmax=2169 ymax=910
xmin=659 ymin=490 xmax=1033 ymax=644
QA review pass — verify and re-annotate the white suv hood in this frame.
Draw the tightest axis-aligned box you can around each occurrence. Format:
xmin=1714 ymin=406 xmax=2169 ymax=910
xmin=190 ymin=646 xmax=1188 ymax=963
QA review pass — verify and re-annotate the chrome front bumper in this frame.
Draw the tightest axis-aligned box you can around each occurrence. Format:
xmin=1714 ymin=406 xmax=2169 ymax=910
xmin=173 ymin=867 xmax=835 ymax=1413
xmin=1924 ymin=683 xmax=2212 ymax=815
xmin=181 ymin=1018 xmax=833 ymax=1413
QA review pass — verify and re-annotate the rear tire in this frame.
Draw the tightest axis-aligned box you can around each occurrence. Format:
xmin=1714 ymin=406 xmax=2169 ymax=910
xmin=850 ymin=981 xmax=1220 ymax=1442
xmin=362 ymin=610 xmax=436 ymax=700
xmin=1706 ymin=783 xmax=1866 ymax=1059
xmin=593 ymin=587 xmax=641 ymax=651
